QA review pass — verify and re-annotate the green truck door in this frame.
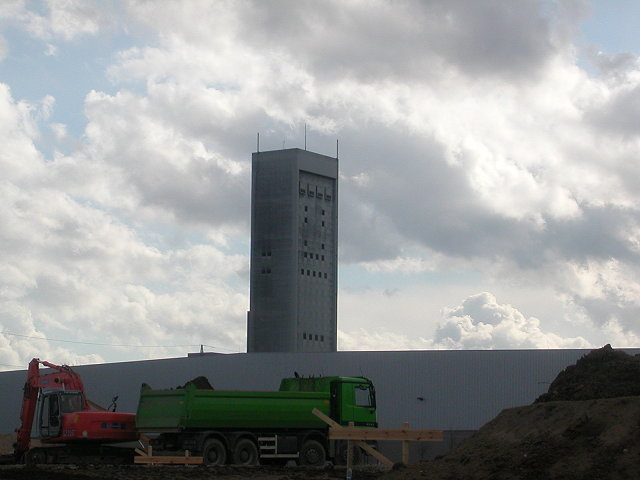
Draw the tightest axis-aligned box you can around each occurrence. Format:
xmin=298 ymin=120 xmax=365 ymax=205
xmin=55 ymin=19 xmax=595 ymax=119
xmin=333 ymin=381 xmax=377 ymax=427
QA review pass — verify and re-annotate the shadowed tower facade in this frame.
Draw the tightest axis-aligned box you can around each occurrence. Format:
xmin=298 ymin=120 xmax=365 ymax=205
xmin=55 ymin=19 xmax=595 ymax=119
xmin=247 ymin=148 xmax=338 ymax=352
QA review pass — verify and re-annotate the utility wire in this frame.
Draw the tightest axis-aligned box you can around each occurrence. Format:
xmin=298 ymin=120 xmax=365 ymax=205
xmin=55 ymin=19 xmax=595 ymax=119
xmin=0 ymin=362 xmax=25 ymax=368
xmin=0 ymin=331 xmax=237 ymax=352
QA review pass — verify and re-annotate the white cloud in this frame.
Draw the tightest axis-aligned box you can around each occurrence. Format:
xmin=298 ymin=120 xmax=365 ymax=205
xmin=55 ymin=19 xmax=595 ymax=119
xmin=44 ymin=43 xmax=58 ymax=56
xmin=2 ymin=0 xmax=640 ymax=368
xmin=50 ymin=122 xmax=66 ymax=140
xmin=0 ymin=82 xmax=249 ymax=370
xmin=339 ymin=328 xmax=431 ymax=351
xmin=19 ymin=0 xmax=110 ymax=41
xmin=434 ymin=292 xmax=591 ymax=349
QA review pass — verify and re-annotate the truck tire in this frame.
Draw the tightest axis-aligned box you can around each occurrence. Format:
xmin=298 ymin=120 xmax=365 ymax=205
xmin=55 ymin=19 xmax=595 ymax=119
xmin=203 ymin=438 xmax=227 ymax=466
xmin=299 ymin=439 xmax=326 ymax=466
xmin=232 ymin=438 xmax=259 ymax=465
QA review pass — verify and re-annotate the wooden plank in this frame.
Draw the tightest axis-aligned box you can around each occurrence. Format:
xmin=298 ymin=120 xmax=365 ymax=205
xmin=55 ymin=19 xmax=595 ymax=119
xmin=312 ymin=408 xmax=394 ymax=468
xmin=329 ymin=428 xmax=443 ymax=441
xmin=352 ymin=440 xmax=393 ymax=467
xmin=346 ymin=421 xmax=354 ymax=480
xmin=312 ymin=408 xmax=341 ymax=428
xmin=401 ymin=422 xmax=409 ymax=466
xmin=134 ymin=455 xmax=203 ymax=465
xmin=134 ymin=448 xmax=148 ymax=457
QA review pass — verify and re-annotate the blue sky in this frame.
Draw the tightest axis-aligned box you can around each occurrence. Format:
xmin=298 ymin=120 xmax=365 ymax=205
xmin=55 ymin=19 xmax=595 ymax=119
xmin=583 ymin=0 xmax=640 ymax=54
xmin=1 ymin=0 xmax=640 ymax=369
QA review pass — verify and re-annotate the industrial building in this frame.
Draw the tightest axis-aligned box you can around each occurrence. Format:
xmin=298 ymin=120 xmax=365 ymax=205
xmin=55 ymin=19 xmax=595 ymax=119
xmin=247 ymin=148 xmax=338 ymax=353
xmin=1 ymin=348 xmax=633 ymax=460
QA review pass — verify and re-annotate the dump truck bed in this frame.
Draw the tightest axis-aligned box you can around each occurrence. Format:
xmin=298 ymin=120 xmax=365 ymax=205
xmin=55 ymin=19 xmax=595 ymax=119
xmin=135 ymin=384 xmax=331 ymax=431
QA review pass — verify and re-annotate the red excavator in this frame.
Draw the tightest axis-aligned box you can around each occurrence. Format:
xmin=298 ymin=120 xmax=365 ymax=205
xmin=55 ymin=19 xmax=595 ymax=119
xmin=14 ymin=358 xmax=138 ymax=464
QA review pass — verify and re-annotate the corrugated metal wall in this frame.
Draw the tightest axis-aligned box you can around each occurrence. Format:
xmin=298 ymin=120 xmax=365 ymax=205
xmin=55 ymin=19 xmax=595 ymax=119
xmin=1 ymin=349 xmax=636 ymax=436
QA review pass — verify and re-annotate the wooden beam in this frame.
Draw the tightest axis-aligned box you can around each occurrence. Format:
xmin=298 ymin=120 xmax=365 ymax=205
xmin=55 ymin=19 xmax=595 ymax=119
xmin=401 ymin=422 xmax=409 ymax=466
xmin=134 ymin=456 xmax=203 ymax=465
xmin=329 ymin=428 xmax=443 ymax=441
xmin=312 ymin=408 xmax=394 ymax=468
xmin=312 ymin=408 xmax=341 ymax=428
xmin=352 ymin=439 xmax=394 ymax=468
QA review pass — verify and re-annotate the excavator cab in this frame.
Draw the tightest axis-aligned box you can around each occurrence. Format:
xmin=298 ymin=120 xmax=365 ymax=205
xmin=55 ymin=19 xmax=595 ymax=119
xmin=38 ymin=391 xmax=85 ymax=439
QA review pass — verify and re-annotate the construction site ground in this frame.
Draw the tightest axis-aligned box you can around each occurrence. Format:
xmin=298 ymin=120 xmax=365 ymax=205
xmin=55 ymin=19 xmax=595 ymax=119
xmin=2 ymin=345 xmax=639 ymax=479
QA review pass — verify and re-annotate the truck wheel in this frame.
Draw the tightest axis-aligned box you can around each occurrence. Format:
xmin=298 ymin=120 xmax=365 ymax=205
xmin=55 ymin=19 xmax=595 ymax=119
xmin=299 ymin=439 xmax=326 ymax=466
xmin=203 ymin=438 xmax=227 ymax=466
xmin=232 ymin=438 xmax=259 ymax=465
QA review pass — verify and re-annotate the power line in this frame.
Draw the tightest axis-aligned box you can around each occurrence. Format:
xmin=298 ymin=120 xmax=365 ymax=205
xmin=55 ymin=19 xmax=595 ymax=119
xmin=0 ymin=362 xmax=24 ymax=368
xmin=0 ymin=331 xmax=236 ymax=352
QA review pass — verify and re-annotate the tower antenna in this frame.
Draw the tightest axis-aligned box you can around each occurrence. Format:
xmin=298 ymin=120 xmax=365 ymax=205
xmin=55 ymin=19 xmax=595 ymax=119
xmin=257 ymin=132 xmax=260 ymax=153
xmin=304 ymin=123 xmax=307 ymax=150
xmin=336 ymin=139 xmax=339 ymax=159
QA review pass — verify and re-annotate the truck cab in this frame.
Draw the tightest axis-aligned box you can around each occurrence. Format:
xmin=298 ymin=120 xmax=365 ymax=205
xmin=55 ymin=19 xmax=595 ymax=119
xmin=330 ymin=378 xmax=377 ymax=427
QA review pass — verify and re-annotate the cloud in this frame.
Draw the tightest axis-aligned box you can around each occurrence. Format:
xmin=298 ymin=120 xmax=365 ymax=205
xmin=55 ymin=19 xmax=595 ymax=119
xmin=339 ymin=328 xmax=431 ymax=351
xmin=2 ymin=0 xmax=640 ymax=368
xmin=434 ymin=292 xmax=591 ymax=349
xmin=19 ymin=0 xmax=111 ymax=41
xmin=0 ymin=83 xmax=249 ymax=370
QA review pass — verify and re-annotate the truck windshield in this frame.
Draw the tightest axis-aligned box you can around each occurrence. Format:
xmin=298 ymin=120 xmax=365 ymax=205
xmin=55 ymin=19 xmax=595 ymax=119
xmin=354 ymin=384 xmax=374 ymax=408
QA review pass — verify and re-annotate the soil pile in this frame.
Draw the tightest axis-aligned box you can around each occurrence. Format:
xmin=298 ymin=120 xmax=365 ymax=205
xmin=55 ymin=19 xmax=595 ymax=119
xmin=0 ymin=434 xmax=15 ymax=456
xmin=179 ymin=376 xmax=214 ymax=390
xmin=535 ymin=344 xmax=640 ymax=402
xmin=383 ymin=345 xmax=640 ymax=480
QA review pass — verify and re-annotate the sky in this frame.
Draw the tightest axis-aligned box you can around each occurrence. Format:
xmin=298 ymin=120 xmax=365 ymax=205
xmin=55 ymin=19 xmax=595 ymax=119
xmin=1 ymin=0 xmax=640 ymax=370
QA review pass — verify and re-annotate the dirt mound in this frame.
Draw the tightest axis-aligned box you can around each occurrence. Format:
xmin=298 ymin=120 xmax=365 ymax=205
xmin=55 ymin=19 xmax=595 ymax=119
xmin=179 ymin=376 xmax=214 ymax=390
xmin=0 ymin=434 xmax=15 ymax=456
xmin=384 ymin=396 xmax=640 ymax=480
xmin=535 ymin=344 xmax=640 ymax=402
xmin=382 ymin=345 xmax=640 ymax=480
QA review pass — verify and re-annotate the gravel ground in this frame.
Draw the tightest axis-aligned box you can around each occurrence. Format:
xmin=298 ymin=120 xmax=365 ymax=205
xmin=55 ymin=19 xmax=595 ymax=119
xmin=0 ymin=464 xmax=385 ymax=480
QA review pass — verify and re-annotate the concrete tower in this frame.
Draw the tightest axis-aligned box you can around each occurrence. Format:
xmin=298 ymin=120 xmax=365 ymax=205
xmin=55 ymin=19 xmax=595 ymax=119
xmin=247 ymin=148 xmax=338 ymax=352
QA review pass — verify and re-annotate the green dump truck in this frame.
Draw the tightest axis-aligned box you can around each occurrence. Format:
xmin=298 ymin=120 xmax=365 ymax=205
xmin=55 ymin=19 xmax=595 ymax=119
xmin=135 ymin=375 xmax=377 ymax=466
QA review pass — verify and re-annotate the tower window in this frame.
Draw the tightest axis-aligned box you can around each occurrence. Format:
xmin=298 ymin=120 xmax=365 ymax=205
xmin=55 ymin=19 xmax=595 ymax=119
xmin=301 ymin=269 xmax=304 ymax=275
xmin=303 ymin=333 xmax=307 ymax=339
xmin=304 ymin=217 xmax=308 ymax=223
xmin=321 ymin=244 xmax=325 ymax=250
xmin=304 ymin=206 xmax=308 ymax=212
xmin=321 ymin=221 xmax=325 ymax=227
